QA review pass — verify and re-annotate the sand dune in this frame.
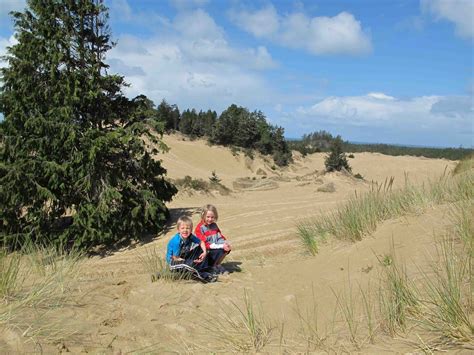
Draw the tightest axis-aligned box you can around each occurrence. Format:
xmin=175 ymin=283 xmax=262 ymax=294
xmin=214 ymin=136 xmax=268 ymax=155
xmin=3 ymin=134 xmax=468 ymax=353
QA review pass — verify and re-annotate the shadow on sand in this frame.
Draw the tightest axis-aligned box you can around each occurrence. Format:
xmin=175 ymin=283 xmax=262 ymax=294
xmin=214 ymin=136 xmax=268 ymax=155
xmin=89 ymin=206 xmax=201 ymax=257
xmin=221 ymin=261 xmax=242 ymax=273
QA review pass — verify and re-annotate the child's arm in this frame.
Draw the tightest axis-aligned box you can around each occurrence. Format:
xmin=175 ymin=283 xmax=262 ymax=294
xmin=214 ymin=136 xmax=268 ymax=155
xmin=167 ymin=236 xmax=182 ymax=263
xmin=194 ymin=222 xmax=211 ymax=249
xmin=194 ymin=240 xmax=207 ymax=263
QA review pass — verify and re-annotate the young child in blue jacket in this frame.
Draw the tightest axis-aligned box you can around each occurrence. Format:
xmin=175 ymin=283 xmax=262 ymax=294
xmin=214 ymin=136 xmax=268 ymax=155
xmin=166 ymin=215 xmax=217 ymax=282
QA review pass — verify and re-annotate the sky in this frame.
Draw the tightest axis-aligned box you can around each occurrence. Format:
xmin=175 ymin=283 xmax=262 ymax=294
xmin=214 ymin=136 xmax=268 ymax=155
xmin=1 ymin=0 xmax=473 ymax=148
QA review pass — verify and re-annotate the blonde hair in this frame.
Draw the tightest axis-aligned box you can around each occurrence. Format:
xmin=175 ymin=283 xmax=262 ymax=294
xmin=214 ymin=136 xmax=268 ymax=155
xmin=177 ymin=215 xmax=193 ymax=228
xmin=200 ymin=204 xmax=218 ymax=221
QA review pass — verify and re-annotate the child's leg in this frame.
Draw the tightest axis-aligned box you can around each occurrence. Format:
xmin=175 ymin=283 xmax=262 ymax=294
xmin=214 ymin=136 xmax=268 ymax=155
xmin=214 ymin=250 xmax=229 ymax=266
xmin=207 ymin=249 xmax=228 ymax=267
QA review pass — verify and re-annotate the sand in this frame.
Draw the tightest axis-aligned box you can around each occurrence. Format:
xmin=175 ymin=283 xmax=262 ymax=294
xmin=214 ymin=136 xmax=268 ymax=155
xmin=2 ymin=133 xmax=470 ymax=353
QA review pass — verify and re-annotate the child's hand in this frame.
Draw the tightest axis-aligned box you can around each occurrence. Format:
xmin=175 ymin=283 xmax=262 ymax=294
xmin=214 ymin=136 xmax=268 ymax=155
xmin=223 ymin=242 xmax=232 ymax=252
xmin=194 ymin=251 xmax=206 ymax=263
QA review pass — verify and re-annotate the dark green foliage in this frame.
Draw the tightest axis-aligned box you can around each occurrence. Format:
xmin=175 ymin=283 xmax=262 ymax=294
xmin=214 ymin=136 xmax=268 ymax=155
xmin=0 ymin=0 xmax=177 ymax=249
xmin=325 ymin=137 xmax=352 ymax=172
xmin=174 ymin=175 xmax=230 ymax=195
xmin=288 ymin=130 xmax=337 ymax=155
xmin=210 ymin=104 xmax=291 ymax=166
xmin=178 ymin=109 xmax=196 ymax=136
xmin=209 ymin=171 xmax=221 ymax=184
xmin=157 ymin=99 xmax=180 ymax=131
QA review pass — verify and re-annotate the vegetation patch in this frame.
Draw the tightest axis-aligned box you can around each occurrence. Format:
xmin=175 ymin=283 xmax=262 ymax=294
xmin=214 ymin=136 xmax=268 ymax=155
xmin=298 ymin=159 xmax=473 ymax=247
xmin=173 ymin=175 xmax=231 ymax=195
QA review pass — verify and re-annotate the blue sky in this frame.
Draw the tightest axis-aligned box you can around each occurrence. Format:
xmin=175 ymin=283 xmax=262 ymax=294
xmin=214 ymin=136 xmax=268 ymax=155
xmin=1 ymin=0 xmax=473 ymax=147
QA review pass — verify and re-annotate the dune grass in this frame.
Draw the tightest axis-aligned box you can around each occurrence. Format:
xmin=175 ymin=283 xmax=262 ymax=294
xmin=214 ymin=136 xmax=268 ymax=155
xmin=297 ymin=165 xmax=473 ymax=252
xmin=419 ymin=235 xmax=473 ymax=342
xmin=137 ymin=246 xmax=192 ymax=283
xmin=295 ymin=158 xmax=473 ymax=350
xmin=292 ymin=287 xmax=327 ymax=351
xmin=377 ymin=246 xmax=420 ymax=336
xmin=203 ymin=289 xmax=274 ymax=352
xmin=0 ymin=243 xmax=83 ymax=348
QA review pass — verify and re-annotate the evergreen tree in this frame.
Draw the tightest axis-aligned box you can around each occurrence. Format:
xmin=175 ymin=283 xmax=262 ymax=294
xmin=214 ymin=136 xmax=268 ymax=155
xmin=0 ymin=0 xmax=177 ymax=248
xmin=324 ymin=136 xmax=351 ymax=172
xmin=211 ymin=104 xmax=244 ymax=145
xmin=271 ymin=126 xmax=292 ymax=166
xmin=157 ymin=99 xmax=180 ymax=131
xmin=179 ymin=109 xmax=197 ymax=136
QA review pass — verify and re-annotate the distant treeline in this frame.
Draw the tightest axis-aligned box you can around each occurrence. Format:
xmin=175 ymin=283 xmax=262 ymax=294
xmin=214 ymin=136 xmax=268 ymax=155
xmin=139 ymin=97 xmax=471 ymax=163
xmin=137 ymin=97 xmax=292 ymax=166
xmin=288 ymin=130 xmax=473 ymax=161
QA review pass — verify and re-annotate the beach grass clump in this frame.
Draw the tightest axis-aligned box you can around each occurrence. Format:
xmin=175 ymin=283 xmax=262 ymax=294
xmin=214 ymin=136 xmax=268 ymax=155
xmin=297 ymin=167 xmax=473 ymax=252
xmin=293 ymin=288 xmax=327 ymax=350
xmin=452 ymin=153 xmax=474 ymax=175
xmin=206 ymin=289 xmax=273 ymax=352
xmin=0 ymin=249 xmax=23 ymax=300
xmin=418 ymin=232 xmax=473 ymax=342
xmin=0 ymin=243 xmax=83 ymax=346
xmin=138 ymin=246 xmax=194 ymax=283
xmin=333 ymin=285 xmax=360 ymax=347
xmin=377 ymin=253 xmax=420 ymax=336
xmin=296 ymin=223 xmax=321 ymax=256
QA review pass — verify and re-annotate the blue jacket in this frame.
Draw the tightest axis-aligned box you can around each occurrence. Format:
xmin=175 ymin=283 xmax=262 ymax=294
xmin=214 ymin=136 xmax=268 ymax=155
xmin=166 ymin=233 xmax=201 ymax=264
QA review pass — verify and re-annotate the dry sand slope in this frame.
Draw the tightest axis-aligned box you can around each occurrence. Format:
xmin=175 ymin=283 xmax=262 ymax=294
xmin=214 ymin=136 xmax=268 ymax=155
xmin=4 ymin=134 xmax=466 ymax=353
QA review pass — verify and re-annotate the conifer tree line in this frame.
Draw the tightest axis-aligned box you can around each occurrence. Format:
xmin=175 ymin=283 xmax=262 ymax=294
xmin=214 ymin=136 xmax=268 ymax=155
xmin=151 ymin=100 xmax=292 ymax=167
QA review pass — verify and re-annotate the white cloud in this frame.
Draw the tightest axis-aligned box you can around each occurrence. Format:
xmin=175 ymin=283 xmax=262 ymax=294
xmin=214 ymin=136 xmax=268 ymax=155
xmin=367 ymin=92 xmax=396 ymax=100
xmin=173 ymin=9 xmax=224 ymax=40
xmin=229 ymin=6 xmax=372 ymax=55
xmin=228 ymin=5 xmax=279 ymax=38
xmin=0 ymin=34 xmax=18 ymax=68
xmin=292 ymin=93 xmax=473 ymax=146
xmin=107 ymin=9 xmax=277 ymax=112
xmin=421 ymin=0 xmax=474 ymax=39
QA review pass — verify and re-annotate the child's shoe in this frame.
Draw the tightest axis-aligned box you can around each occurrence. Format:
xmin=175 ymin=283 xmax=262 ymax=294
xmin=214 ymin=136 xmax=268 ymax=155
xmin=206 ymin=273 xmax=218 ymax=283
xmin=215 ymin=265 xmax=229 ymax=275
xmin=201 ymin=271 xmax=218 ymax=283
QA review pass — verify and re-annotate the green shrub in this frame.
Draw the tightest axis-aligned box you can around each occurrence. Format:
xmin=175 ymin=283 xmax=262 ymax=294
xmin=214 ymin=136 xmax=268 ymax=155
xmin=209 ymin=171 xmax=221 ymax=184
xmin=325 ymin=137 xmax=351 ymax=172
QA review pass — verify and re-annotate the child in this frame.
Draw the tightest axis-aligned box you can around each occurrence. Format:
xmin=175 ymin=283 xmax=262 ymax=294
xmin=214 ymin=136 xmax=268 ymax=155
xmin=194 ymin=204 xmax=232 ymax=274
xmin=166 ymin=215 xmax=217 ymax=283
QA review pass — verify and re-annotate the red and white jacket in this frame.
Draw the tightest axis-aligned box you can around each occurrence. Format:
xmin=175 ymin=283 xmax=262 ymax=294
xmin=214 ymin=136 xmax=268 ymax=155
xmin=194 ymin=221 xmax=226 ymax=250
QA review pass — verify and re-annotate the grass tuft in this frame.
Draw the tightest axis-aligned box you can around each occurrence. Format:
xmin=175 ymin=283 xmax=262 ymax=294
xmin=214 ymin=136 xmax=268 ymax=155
xmin=0 ymin=243 xmax=83 ymax=347
xmin=420 ymin=234 xmax=473 ymax=341
xmin=205 ymin=289 xmax=273 ymax=352
xmin=137 ymin=246 xmax=191 ymax=283
xmin=297 ymin=168 xmax=473 ymax=253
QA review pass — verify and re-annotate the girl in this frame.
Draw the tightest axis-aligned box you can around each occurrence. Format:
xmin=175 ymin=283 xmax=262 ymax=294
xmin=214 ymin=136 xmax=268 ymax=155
xmin=194 ymin=204 xmax=232 ymax=274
